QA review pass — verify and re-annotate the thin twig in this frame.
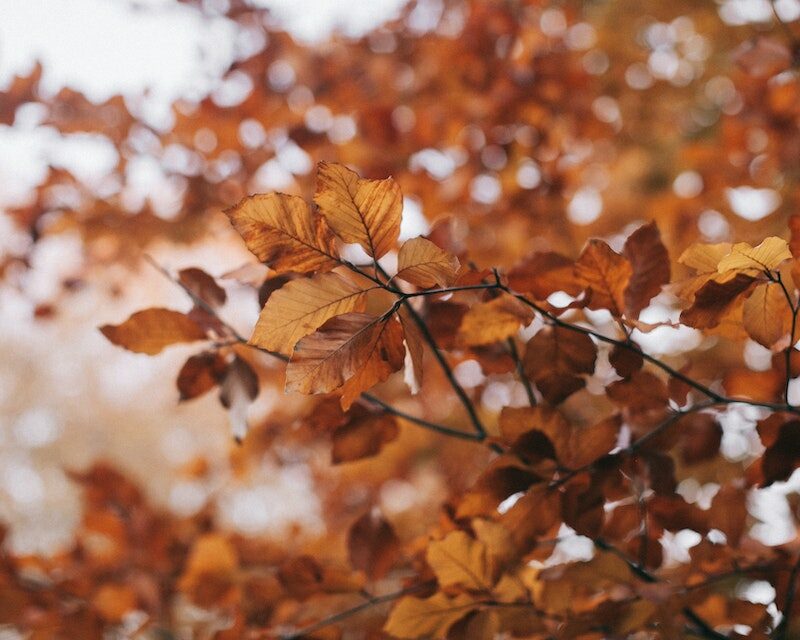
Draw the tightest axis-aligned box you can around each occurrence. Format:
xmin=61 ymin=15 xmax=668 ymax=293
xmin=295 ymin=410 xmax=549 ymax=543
xmin=278 ymin=581 xmax=435 ymax=640
xmin=507 ymin=337 xmax=537 ymax=406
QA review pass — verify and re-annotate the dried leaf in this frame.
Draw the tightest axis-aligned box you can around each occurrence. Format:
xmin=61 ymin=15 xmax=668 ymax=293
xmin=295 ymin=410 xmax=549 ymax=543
xmin=680 ymin=273 xmax=756 ymax=329
xmin=459 ymin=294 xmax=533 ymax=346
xmin=225 ymin=192 xmax=339 ymax=273
xmin=314 ymin=161 xmax=402 ymax=259
xmin=426 ymin=530 xmax=494 ymax=591
xmin=507 ymin=251 xmax=582 ymax=299
xmin=623 ymin=221 xmax=670 ymax=317
xmin=286 ymin=313 xmax=403 ymax=398
xmin=251 ymin=272 xmax=371 ymax=355
xmin=177 ymin=351 xmax=227 ymax=401
xmin=742 ymin=283 xmax=793 ymax=350
xmin=395 ymin=237 xmax=460 ymax=288
xmin=384 ymin=592 xmax=476 ymax=639
xmin=347 ymin=510 xmax=401 ymax=579
xmin=717 ymin=237 xmax=792 ymax=273
xmin=178 ymin=267 xmax=227 ymax=308
xmin=332 ymin=412 xmax=399 ymax=463
xmin=575 ymin=240 xmax=633 ymax=316
xmin=523 ymin=326 xmax=596 ymax=404
xmin=100 ymin=308 xmax=207 ymax=355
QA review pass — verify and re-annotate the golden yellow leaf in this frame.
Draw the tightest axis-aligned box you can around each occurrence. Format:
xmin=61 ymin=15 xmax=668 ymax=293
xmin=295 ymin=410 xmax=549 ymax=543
xmin=678 ymin=242 xmax=733 ymax=272
xmin=742 ymin=283 xmax=793 ymax=350
xmin=250 ymin=272 xmax=371 ymax=354
xmin=395 ymin=237 xmax=460 ymax=288
xmin=717 ymin=237 xmax=792 ymax=273
xmin=100 ymin=308 xmax=207 ymax=355
xmin=224 ymin=193 xmax=339 ymax=273
xmin=339 ymin=316 xmax=405 ymax=409
xmin=426 ymin=530 xmax=494 ymax=591
xmin=285 ymin=313 xmax=400 ymax=396
xmin=459 ymin=294 xmax=533 ymax=346
xmin=574 ymin=240 xmax=632 ymax=316
xmin=314 ymin=161 xmax=402 ymax=259
xmin=384 ymin=592 xmax=476 ymax=639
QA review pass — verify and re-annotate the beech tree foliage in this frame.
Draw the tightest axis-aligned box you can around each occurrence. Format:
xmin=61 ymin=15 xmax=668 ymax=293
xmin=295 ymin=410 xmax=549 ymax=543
xmin=5 ymin=0 xmax=800 ymax=639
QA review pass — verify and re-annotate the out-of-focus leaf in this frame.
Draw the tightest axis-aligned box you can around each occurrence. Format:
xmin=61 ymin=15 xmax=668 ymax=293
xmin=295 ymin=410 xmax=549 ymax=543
xmin=523 ymin=326 xmax=596 ymax=404
xmin=347 ymin=510 xmax=401 ymax=579
xmin=332 ymin=412 xmax=399 ymax=463
xmin=426 ymin=530 xmax=494 ymax=591
xmin=177 ymin=351 xmax=227 ymax=401
xmin=100 ymin=308 xmax=207 ymax=355
xmin=459 ymin=294 xmax=533 ymax=346
xmin=507 ymin=251 xmax=582 ymax=299
xmin=384 ymin=592 xmax=476 ymax=639
xmin=178 ymin=267 xmax=227 ymax=308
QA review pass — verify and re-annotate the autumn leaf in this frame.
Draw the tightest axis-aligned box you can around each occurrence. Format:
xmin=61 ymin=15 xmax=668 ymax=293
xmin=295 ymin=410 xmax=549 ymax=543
xmin=332 ymin=412 xmax=399 ymax=463
xmin=522 ymin=326 xmax=596 ymax=404
xmin=717 ymin=237 xmax=792 ymax=274
xmin=384 ymin=592 xmax=476 ymax=639
xmin=507 ymin=251 xmax=582 ymax=300
xmin=177 ymin=351 xmax=227 ymax=401
xmin=314 ymin=161 xmax=402 ymax=259
xmin=680 ymin=272 xmax=756 ymax=329
xmin=251 ymin=272 xmax=372 ymax=354
xmin=426 ymin=530 xmax=494 ymax=591
xmin=623 ymin=221 xmax=670 ymax=317
xmin=178 ymin=267 xmax=227 ymax=308
xmin=285 ymin=313 xmax=403 ymax=397
xmin=100 ymin=308 xmax=207 ymax=355
xmin=347 ymin=510 xmax=401 ymax=579
xmin=574 ymin=240 xmax=633 ymax=316
xmin=395 ymin=237 xmax=460 ymax=288
xmin=459 ymin=294 xmax=533 ymax=346
xmin=339 ymin=316 xmax=405 ymax=409
xmin=219 ymin=355 xmax=259 ymax=441
xmin=742 ymin=283 xmax=793 ymax=350
xmin=224 ymin=192 xmax=339 ymax=273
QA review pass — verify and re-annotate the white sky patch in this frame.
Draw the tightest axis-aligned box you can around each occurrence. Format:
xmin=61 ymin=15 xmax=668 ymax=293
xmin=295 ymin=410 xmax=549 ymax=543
xmin=726 ymin=186 xmax=781 ymax=221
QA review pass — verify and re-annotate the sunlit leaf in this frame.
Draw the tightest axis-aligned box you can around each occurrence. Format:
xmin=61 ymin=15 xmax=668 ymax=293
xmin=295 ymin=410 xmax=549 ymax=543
xmin=100 ymin=308 xmax=207 ymax=355
xmin=395 ymin=237 xmax=460 ymax=288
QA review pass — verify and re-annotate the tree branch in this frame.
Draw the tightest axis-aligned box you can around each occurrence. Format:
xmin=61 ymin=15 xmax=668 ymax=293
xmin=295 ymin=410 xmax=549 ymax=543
xmin=507 ymin=337 xmax=537 ymax=406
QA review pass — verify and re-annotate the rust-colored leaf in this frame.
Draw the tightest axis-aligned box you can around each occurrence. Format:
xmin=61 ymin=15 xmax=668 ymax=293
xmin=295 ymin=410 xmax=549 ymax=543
xmin=523 ymin=326 xmax=596 ymax=404
xmin=459 ymin=294 xmax=533 ymax=346
xmin=575 ymin=240 xmax=633 ymax=316
xmin=347 ymin=510 xmax=401 ymax=579
xmin=623 ymin=221 xmax=670 ymax=317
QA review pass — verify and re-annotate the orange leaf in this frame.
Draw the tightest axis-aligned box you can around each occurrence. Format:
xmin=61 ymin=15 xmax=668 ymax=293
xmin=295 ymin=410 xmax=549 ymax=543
xmin=100 ymin=308 xmax=207 ymax=355
xmin=225 ymin=192 xmax=339 ymax=273
xmin=742 ymin=282 xmax=793 ymax=350
xmin=314 ymin=161 xmax=402 ymax=259
xmin=507 ymin=251 xmax=582 ymax=299
xmin=574 ymin=240 xmax=632 ymax=316
xmin=395 ymin=236 xmax=460 ymax=288
xmin=285 ymin=313 xmax=403 ymax=397
xmin=251 ymin=272 xmax=371 ymax=354
xmin=459 ymin=294 xmax=533 ymax=346
xmin=347 ymin=510 xmax=401 ymax=579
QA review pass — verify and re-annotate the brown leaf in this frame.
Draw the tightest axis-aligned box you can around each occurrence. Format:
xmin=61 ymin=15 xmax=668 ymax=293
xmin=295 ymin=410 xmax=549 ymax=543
xmin=459 ymin=294 xmax=533 ymax=346
xmin=285 ymin=313 xmax=402 ymax=397
xmin=219 ymin=356 xmax=259 ymax=441
xmin=742 ymin=283 xmax=793 ymax=350
xmin=178 ymin=267 xmax=227 ymax=308
xmin=251 ymin=272 xmax=371 ymax=355
xmin=575 ymin=240 xmax=633 ymax=316
xmin=507 ymin=251 xmax=582 ymax=299
xmin=395 ymin=237 xmax=460 ymax=288
xmin=225 ymin=192 xmax=339 ymax=273
xmin=523 ymin=326 xmax=596 ymax=404
xmin=332 ymin=412 xmax=399 ymax=463
xmin=347 ymin=510 xmax=401 ymax=579
xmin=609 ymin=344 xmax=643 ymax=378
xmin=339 ymin=316 xmax=406 ymax=409
xmin=177 ymin=351 xmax=227 ymax=401
xmin=679 ymin=413 xmax=722 ymax=464
xmin=680 ymin=273 xmax=756 ymax=329
xmin=623 ymin=221 xmax=670 ymax=317
xmin=761 ymin=419 xmax=800 ymax=485
xmin=100 ymin=308 xmax=207 ymax=355
xmin=314 ymin=161 xmax=402 ymax=259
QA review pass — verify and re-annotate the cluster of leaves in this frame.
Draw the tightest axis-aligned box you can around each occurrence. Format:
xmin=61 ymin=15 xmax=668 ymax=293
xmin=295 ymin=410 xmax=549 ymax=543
xmin=94 ymin=160 xmax=800 ymax=639
xmin=6 ymin=0 xmax=800 ymax=639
